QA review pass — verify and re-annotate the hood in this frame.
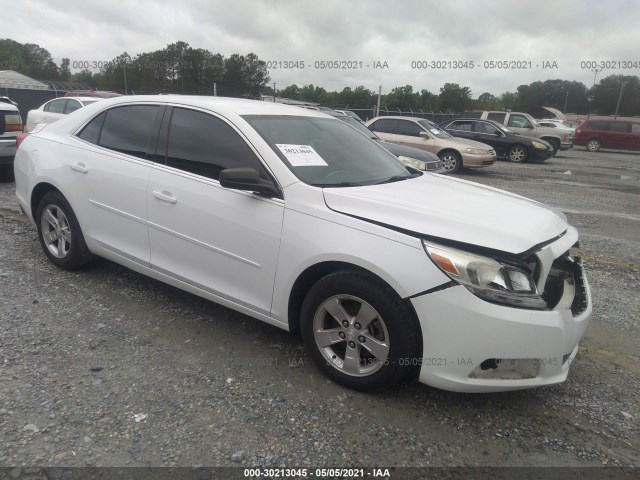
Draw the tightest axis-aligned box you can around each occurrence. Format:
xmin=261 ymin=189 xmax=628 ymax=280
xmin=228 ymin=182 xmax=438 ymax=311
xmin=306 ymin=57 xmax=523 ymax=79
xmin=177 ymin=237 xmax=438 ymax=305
xmin=323 ymin=174 xmax=567 ymax=255
xmin=378 ymin=140 xmax=440 ymax=162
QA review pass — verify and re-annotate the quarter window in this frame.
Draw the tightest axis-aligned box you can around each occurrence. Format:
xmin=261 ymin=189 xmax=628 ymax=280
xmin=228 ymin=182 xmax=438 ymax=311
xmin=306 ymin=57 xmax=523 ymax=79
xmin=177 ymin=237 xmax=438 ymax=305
xmin=164 ymin=107 xmax=262 ymax=180
xmin=609 ymin=122 xmax=630 ymax=133
xmin=77 ymin=112 xmax=106 ymax=144
xmin=632 ymin=123 xmax=640 ymax=134
xmin=369 ymin=119 xmax=397 ymax=134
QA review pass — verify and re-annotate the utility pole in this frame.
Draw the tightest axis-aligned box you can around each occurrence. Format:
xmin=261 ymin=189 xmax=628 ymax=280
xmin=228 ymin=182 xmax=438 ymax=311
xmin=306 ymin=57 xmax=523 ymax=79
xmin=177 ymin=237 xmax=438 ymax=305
xmin=214 ymin=83 xmax=217 ymax=96
xmin=376 ymin=86 xmax=382 ymax=117
xmin=273 ymin=82 xmax=276 ymax=102
xmin=614 ymin=82 xmax=626 ymax=119
xmin=563 ymin=90 xmax=569 ymax=114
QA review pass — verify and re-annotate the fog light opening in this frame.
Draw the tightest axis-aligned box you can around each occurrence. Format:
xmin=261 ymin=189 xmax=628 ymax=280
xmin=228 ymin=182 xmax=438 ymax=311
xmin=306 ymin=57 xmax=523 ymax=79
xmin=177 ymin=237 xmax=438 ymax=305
xmin=470 ymin=358 xmax=540 ymax=380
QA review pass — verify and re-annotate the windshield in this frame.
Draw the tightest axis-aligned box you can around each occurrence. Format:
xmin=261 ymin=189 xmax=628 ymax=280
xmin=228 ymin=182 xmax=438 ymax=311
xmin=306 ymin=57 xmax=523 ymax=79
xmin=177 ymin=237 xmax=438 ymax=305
xmin=244 ymin=115 xmax=415 ymax=187
xmin=418 ymin=120 xmax=452 ymax=139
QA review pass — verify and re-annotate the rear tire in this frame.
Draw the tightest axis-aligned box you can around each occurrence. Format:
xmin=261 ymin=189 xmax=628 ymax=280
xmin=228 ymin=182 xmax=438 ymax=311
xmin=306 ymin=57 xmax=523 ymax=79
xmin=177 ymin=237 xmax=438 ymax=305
xmin=300 ymin=271 xmax=421 ymax=391
xmin=36 ymin=191 xmax=93 ymax=270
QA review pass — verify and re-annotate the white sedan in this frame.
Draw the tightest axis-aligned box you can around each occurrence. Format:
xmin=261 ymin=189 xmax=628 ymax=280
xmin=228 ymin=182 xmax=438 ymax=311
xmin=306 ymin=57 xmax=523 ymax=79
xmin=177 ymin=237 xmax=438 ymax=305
xmin=14 ymin=96 xmax=592 ymax=392
xmin=25 ymin=96 xmax=102 ymax=132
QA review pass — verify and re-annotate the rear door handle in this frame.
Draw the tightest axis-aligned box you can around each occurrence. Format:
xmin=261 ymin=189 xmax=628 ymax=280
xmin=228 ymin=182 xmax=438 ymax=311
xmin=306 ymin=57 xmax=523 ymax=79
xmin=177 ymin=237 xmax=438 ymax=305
xmin=152 ymin=190 xmax=177 ymax=204
xmin=71 ymin=163 xmax=88 ymax=173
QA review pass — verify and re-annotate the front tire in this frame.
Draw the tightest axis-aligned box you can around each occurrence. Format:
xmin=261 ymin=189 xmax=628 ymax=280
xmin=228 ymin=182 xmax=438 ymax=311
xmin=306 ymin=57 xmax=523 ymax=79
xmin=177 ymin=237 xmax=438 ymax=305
xmin=438 ymin=151 xmax=462 ymax=173
xmin=507 ymin=145 xmax=529 ymax=163
xmin=36 ymin=191 xmax=93 ymax=270
xmin=586 ymin=139 xmax=601 ymax=152
xmin=300 ymin=271 xmax=421 ymax=391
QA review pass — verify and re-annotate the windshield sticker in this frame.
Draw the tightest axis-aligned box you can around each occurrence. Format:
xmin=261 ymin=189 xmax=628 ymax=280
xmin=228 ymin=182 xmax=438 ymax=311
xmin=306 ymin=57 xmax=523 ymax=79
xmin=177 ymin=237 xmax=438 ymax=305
xmin=276 ymin=144 xmax=328 ymax=166
xmin=429 ymin=129 xmax=440 ymax=134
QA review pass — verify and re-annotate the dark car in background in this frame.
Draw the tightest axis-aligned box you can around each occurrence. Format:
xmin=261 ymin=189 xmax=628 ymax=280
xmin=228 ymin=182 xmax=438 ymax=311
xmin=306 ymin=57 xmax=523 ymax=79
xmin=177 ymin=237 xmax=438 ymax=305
xmin=440 ymin=118 xmax=554 ymax=163
xmin=326 ymin=111 xmax=445 ymax=173
xmin=574 ymin=119 xmax=640 ymax=152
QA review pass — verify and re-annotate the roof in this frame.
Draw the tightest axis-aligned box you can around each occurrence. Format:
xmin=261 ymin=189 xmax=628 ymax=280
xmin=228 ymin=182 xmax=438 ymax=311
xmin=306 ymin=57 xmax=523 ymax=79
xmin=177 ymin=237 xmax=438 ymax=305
xmin=0 ymin=70 xmax=49 ymax=90
xmin=99 ymin=95 xmax=330 ymax=117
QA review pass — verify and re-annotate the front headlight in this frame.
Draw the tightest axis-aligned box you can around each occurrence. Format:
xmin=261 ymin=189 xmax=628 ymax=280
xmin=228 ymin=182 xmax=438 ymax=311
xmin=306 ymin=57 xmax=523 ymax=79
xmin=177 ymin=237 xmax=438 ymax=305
xmin=532 ymin=141 xmax=547 ymax=150
xmin=397 ymin=155 xmax=427 ymax=171
xmin=465 ymin=148 xmax=489 ymax=154
xmin=422 ymin=240 xmax=547 ymax=309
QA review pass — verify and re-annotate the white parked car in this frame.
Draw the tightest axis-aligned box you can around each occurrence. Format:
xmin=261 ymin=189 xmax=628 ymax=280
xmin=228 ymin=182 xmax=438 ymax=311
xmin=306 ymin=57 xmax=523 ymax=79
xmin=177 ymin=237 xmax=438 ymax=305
xmin=25 ymin=96 xmax=102 ymax=132
xmin=14 ymin=96 xmax=592 ymax=393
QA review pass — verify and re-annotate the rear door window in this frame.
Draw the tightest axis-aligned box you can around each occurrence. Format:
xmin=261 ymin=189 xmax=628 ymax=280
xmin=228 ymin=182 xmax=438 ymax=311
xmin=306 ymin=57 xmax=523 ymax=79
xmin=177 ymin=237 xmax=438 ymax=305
xmin=487 ymin=112 xmax=507 ymax=124
xmin=77 ymin=105 xmax=163 ymax=160
xmin=369 ymin=118 xmax=397 ymax=134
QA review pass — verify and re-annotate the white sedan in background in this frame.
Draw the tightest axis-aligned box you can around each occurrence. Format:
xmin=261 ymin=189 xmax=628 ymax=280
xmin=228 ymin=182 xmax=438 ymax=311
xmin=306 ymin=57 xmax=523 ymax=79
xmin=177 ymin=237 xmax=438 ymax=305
xmin=25 ymin=97 xmax=102 ymax=132
xmin=14 ymin=96 xmax=591 ymax=393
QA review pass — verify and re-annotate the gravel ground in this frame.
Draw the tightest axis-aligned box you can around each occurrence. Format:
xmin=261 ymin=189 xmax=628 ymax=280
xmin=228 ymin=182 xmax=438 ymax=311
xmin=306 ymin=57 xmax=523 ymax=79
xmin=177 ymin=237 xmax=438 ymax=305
xmin=0 ymin=147 xmax=638 ymax=473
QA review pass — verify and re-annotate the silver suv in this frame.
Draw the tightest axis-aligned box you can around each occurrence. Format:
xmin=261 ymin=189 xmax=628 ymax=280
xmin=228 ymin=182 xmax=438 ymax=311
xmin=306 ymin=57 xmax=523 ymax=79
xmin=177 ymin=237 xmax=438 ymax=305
xmin=463 ymin=110 xmax=573 ymax=156
xmin=0 ymin=97 xmax=23 ymax=181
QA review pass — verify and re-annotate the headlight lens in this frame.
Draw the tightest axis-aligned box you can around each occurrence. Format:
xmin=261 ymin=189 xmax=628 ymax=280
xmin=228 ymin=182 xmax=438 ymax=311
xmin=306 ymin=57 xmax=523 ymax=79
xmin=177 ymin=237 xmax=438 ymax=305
xmin=397 ymin=155 xmax=427 ymax=171
xmin=532 ymin=141 xmax=547 ymax=149
xmin=422 ymin=240 xmax=547 ymax=309
xmin=465 ymin=148 xmax=489 ymax=154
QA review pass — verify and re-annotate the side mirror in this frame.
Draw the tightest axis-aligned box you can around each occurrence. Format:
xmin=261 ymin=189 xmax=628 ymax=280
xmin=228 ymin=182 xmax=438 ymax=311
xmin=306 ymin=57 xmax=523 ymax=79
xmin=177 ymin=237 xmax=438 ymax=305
xmin=419 ymin=131 xmax=430 ymax=138
xmin=219 ymin=167 xmax=281 ymax=198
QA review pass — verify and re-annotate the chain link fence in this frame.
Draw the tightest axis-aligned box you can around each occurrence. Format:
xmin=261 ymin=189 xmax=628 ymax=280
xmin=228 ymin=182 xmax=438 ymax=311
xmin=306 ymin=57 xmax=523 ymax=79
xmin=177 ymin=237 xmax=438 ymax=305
xmin=336 ymin=107 xmax=460 ymax=124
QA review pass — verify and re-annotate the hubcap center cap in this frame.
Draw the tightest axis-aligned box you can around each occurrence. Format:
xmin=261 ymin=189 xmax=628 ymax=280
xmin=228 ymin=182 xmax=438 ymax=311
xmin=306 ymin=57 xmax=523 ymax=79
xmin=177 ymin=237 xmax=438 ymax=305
xmin=346 ymin=328 xmax=357 ymax=341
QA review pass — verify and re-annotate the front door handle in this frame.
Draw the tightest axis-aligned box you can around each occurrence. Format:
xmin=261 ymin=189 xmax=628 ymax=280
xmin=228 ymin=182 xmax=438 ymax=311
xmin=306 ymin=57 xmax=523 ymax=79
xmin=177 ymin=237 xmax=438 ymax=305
xmin=152 ymin=190 xmax=177 ymax=204
xmin=71 ymin=163 xmax=88 ymax=173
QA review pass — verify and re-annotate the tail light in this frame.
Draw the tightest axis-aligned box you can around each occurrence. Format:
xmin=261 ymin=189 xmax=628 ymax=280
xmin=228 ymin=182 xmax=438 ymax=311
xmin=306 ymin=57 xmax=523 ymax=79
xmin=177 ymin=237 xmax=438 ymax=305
xmin=4 ymin=114 xmax=23 ymax=132
xmin=16 ymin=133 xmax=28 ymax=149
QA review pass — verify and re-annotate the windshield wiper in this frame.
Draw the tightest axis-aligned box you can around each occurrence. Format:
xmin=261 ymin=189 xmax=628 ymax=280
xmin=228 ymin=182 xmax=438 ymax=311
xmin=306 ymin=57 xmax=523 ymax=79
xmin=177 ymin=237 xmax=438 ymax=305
xmin=312 ymin=181 xmax=365 ymax=188
xmin=375 ymin=174 xmax=419 ymax=185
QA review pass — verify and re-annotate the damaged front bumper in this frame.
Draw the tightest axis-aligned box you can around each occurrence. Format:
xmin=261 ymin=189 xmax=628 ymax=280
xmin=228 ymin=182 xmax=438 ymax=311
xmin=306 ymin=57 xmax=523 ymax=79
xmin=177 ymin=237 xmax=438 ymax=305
xmin=411 ymin=234 xmax=592 ymax=393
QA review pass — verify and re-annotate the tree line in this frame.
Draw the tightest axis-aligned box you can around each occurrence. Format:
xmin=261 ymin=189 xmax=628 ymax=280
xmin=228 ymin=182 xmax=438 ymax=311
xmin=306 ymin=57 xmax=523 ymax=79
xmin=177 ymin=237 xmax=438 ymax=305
xmin=278 ymin=79 xmax=640 ymax=117
xmin=1 ymin=38 xmax=638 ymax=116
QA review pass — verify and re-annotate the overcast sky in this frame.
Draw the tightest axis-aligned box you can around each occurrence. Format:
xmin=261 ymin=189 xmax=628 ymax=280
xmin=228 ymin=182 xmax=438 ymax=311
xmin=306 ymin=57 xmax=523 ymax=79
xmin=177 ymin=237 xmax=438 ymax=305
xmin=6 ymin=0 xmax=640 ymax=96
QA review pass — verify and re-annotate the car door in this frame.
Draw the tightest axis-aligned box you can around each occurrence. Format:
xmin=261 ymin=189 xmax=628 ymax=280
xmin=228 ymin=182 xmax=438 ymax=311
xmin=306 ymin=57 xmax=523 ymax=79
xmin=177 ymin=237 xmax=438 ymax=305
xmin=396 ymin=119 xmax=436 ymax=152
xmin=68 ymin=104 xmax=163 ymax=265
xmin=472 ymin=121 xmax=507 ymax=157
xmin=147 ymin=106 xmax=284 ymax=315
xmin=368 ymin=118 xmax=398 ymax=142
